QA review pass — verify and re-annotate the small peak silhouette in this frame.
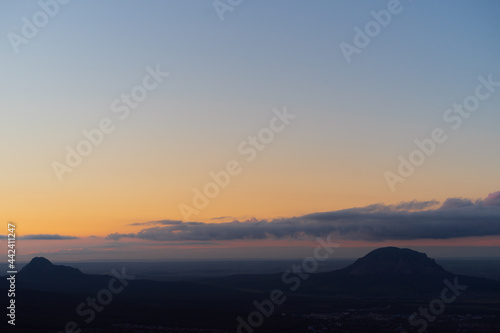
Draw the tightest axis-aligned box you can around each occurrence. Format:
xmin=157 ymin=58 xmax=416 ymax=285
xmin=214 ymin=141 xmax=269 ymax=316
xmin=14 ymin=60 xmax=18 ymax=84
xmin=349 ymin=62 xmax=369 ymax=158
xmin=19 ymin=257 xmax=83 ymax=280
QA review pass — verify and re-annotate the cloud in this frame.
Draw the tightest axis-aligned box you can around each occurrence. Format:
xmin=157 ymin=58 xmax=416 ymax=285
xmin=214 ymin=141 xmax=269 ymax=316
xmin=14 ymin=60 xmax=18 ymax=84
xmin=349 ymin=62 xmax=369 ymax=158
xmin=392 ymin=200 xmax=439 ymax=211
xmin=484 ymin=191 xmax=500 ymax=207
xmin=128 ymin=219 xmax=183 ymax=226
xmin=106 ymin=192 xmax=500 ymax=242
xmin=19 ymin=234 xmax=79 ymax=240
xmin=440 ymin=198 xmax=474 ymax=209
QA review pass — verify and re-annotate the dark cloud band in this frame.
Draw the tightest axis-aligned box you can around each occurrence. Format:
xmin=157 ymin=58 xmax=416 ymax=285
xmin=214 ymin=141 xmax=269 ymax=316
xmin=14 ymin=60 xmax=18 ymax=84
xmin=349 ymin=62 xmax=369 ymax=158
xmin=107 ymin=192 xmax=500 ymax=242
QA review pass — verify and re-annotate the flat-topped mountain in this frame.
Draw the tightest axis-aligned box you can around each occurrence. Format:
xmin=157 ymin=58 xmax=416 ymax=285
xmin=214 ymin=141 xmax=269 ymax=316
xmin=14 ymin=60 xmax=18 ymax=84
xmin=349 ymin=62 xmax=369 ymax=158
xmin=304 ymin=247 xmax=500 ymax=297
xmin=1 ymin=249 xmax=500 ymax=331
xmin=5 ymin=248 xmax=500 ymax=299
xmin=337 ymin=247 xmax=448 ymax=277
xmin=181 ymin=247 xmax=500 ymax=299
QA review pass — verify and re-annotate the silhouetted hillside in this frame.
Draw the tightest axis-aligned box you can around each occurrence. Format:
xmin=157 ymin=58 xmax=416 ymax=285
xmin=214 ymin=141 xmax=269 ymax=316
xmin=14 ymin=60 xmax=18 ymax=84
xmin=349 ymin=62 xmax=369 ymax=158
xmin=304 ymin=247 xmax=500 ymax=297
xmin=18 ymin=256 xmax=83 ymax=279
xmin=202 ymin=247 xmax=500 ymax=298
xmin=3 ymin=257 xmax=112 ymax=294
xmin=2 ymin=249 xmax=500 ymax=331
xmin=339 ymin=247 xmax=448 ymax=276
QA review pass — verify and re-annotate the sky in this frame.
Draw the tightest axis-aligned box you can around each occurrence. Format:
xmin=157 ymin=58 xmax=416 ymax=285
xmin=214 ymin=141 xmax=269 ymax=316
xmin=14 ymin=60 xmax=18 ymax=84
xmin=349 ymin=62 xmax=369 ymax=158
xmin=1 ymin=0 xmax=499 ymax=261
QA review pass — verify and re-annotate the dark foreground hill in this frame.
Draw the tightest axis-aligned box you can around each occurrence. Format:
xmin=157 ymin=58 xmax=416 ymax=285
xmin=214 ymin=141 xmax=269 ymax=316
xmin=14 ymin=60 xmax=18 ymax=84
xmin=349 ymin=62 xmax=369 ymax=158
xmin=2 ymin=247 xmax=500 ymax=332
xmin=204 ymin=247 xmax=500 ymax=298
xmin=304 ymin=247 xmax=500 ymax=297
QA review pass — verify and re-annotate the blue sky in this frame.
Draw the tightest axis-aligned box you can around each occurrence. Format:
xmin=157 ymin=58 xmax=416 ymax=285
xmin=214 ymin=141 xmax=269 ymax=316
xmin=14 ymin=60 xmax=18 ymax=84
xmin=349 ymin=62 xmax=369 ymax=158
xmin=1 ymin=0 xmax=499 ymax=260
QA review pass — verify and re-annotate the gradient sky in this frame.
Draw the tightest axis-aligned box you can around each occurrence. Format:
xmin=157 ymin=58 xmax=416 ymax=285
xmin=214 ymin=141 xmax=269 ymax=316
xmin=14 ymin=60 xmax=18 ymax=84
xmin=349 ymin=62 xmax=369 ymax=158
xmin=1 ymin=0 xmax=499 ymax=261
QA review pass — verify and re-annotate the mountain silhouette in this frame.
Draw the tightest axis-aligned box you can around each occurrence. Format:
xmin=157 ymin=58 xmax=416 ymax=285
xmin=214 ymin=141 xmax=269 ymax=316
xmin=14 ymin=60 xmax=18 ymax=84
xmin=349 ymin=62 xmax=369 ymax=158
xmin=203 ymin=247 xmax=500 ymax=298
xmin=5 ymin=249 xmax=500 ymax=299
xmin=18 ymin=257 xmax=84 ymax=280
xmin=10 ymin=257 xmax=111 ymax=293
xmin=336 ymin=247 xmax=449 ymax=276
xmin=2 ymin=250 xmax=500 ymax=331
xmin=305 ymin=247 xmax=500 ymax=297
xmin=4 ymin=257 xmax=245 ymax=301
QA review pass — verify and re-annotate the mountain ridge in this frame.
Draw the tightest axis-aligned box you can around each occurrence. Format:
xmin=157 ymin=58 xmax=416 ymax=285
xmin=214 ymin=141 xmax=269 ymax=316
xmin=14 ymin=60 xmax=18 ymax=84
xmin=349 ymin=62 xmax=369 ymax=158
xmin=337 ymin=246 xmax=449 ymax=276
xmin=6 ymin=247 xmax=500 ymax=298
